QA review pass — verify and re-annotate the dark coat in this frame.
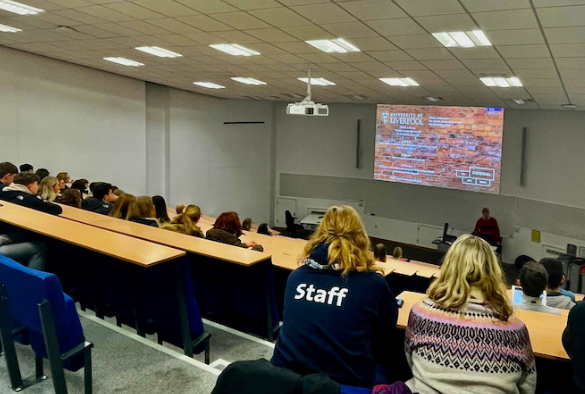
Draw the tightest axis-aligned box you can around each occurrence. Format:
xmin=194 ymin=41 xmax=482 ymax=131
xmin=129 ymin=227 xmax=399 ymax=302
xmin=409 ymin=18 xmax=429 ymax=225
xmin=0 ymin=190 xmax=62 ymax=216
xmin=81 ymin=197 xmax=113 ymax=215
xmin=206 ymin=228 xmax=263 ymax=252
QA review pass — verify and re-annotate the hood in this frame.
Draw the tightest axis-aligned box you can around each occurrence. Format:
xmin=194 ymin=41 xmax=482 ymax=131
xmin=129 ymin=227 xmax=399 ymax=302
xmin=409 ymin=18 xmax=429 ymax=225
xmin=2 ymin=184 xmax=31 ymax=194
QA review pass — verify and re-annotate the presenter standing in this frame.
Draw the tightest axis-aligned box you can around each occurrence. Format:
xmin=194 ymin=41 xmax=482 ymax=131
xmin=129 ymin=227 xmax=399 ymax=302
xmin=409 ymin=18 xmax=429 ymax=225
xmin=473 ymin=208 xmax=501 ymax=252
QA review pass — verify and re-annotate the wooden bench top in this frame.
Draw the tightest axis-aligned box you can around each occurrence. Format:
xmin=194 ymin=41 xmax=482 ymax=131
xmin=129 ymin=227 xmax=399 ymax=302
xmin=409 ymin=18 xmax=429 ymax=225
xmin=0 ymin=201 xmax=185 ymax=267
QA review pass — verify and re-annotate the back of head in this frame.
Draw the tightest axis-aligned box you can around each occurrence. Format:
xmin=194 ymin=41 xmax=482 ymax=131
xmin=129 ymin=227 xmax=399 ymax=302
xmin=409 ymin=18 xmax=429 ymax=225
xmin=19 ymin=164 xmax=33 ymax=173
xmin=13 ymin=172 xmax=39 ymax=187
xmin=130 ymin=196 xmax=155 ymax=220
xmin=59 ymin=189 xmax=82 ymax=208
xmin=428 ymin=234 xmax=512 ymax=321
xmin=514 ymin=254 xmax=534 ymax=272
xmin=257 ymin=223 xmax=270 ymax=235
xmin=34 ymin=168 xmax=49 ymax=182
xmin=152 ymin=195 xmax=170 ymax=223
xmin=540 ymin=258 xmax=564 ymax=290
xmin=39 ymin=176 xmax=58 ymax=201
xmin=374 ymin=243 xmax=386 ymax=262
xmin=163 ymin=205 xmax=201 ymax=235
xmin=56 ymin=172 xmax=68 ymax=182
xmin=242 ymin=218 xmax=252 ymax=231
xmin=303 ymin=205 xmax=373 ymax=276
xmin=392 ymin=246 xmax=403 ymax=260
xmin=109 ymin=193 xmax=136 ymax=220
xmin=92 ymin=183 xmax=111 ymax=201
xmin=519 ymin=261 xmax=548 ymax=298
xmin=214 ymin=212 xmax=243 ymax=236
xmin=0 ymin=162 xmax=18 ymax=179
xmin=71 ymin=179 xmax=87 ymax=194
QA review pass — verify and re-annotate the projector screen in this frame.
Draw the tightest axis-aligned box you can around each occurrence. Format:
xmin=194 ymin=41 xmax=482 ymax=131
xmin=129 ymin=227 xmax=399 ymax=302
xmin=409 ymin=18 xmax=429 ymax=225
xmin=374 ymin=105 xmax=504 ymax=194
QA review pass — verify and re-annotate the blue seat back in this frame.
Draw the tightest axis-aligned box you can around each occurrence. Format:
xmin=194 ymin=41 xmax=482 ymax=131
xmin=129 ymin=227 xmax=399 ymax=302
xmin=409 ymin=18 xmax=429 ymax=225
xmin=0 ymin=255 xmax=85 ymax=371
xmin=340 ymin=385 xmax=373 ymax=394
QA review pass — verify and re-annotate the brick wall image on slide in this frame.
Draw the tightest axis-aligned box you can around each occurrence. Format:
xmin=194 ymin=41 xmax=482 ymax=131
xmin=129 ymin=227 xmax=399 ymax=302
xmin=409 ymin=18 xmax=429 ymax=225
xmin=374 ymin=104 xmax=504 ymax=194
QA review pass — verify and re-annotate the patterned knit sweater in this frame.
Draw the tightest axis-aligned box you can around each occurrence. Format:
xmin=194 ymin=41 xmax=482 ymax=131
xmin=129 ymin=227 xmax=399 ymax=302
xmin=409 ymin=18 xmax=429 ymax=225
xmin=405 ymin=298 xmax=537 ymax=394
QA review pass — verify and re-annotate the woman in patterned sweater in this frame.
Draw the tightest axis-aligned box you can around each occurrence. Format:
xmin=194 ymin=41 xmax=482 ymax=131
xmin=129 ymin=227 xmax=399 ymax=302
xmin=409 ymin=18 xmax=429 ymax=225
xmin=405 ymin=235 xmax=536 ymax=394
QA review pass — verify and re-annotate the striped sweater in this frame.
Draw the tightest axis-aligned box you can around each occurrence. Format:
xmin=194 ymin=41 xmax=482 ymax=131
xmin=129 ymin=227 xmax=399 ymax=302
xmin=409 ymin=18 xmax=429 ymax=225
xmin=405 ymin=298 xmax=537 ymax=394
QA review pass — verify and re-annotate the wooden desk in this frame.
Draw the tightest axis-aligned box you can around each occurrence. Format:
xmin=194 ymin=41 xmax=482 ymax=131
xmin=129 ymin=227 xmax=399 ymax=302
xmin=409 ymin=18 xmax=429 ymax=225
xmin=576 ymin=293 xmax=584 ymax=302
xmin=396 ymin=291 xmax=569 ymax=360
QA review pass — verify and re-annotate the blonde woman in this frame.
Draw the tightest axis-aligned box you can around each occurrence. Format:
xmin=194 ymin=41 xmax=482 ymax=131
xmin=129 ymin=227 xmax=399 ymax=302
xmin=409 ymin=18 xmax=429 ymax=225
xmin=108 ymin=193 xmax=136 ymax=220
xmin=405 ymin=234 xmax=536 ymax=394
xmin=161 ymin=205 xmax=204 ymax=238
xmin=271 ymin=205 xmax=398 ymax=388
xmin=38 ymin=176 xmax=59 ymax=202
xmin=127 ymin=196 xmax=158 ymax=227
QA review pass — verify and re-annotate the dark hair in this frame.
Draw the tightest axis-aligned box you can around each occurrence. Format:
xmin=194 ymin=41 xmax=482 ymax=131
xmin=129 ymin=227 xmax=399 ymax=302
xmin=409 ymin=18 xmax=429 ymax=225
xmin=242 ymin=218 xmax=252 ymax=231
xmin=71 ymin=180 xmax=87 ymax=195
xmin=57 ymin=189 xmax=82 ymax=208
xmin=214 ymin=212 xmax=243 ymax=236
xmin=92 ymin=183 xmax=112 ymax=201
xmin=257 ymin=223 xmax=271 ymax=235
xmin=374 ymin=243 xmax=386 ymax=262
xmin=152 ymin=196 xmax=170 ymax=223
xmin=519 ymin=261 xmax=548 ymax=298
xmin=514 ymin=255 xmax=534 ymax=272
xmin=0 ymin=162 xmax=18 ymax=178
xmin=540 ymin=258 xmax=564 ymax=289
xmin=13 ymin=172 xmax=40 ymax=186
xmin=482 ymin=207 xmax=490 ymax=214
xmin=35 ymin=168 xmax=50 ymax=181
xmin=19 ymin=164 xmax=33 ymax=172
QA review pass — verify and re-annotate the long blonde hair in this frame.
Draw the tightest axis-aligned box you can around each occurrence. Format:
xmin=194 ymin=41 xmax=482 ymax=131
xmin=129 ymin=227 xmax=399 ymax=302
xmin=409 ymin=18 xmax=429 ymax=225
xmin=428 ymin=234 xmax=513 ymax=321
xmin=161 ymin=205 xmax=203 ymax=237
xmin=109 ymin=194 xmax=136 ymax=220
xmin=301 ymin=205 xmax=375 ymax=276
xmin=39 ymin=176 xmax=58 ymax=202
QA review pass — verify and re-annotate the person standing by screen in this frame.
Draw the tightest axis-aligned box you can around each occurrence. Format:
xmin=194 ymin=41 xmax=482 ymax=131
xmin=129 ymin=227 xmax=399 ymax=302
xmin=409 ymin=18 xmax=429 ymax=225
xmin=473 ymin=208 xmax=501 ymax=249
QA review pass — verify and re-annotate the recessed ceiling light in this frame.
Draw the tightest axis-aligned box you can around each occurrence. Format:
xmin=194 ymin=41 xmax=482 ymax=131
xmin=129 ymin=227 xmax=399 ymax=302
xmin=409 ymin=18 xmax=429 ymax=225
xmin=209 ymin=44 xmax=260 ymax=56
xmin=480 ymin=77 xmax=522 ymax=87
xmin=561 ymin=103 xmax=577 ymax=109
xmin=135 ymin=46 xmax=182 ymax=58
xmin=0 ymin=23 xmax=21 ymax=32
xmin=231 ymin=77 xmax=267 ymax=85
xmin=379 ymin=78 xmax=419 ymax=87
xmin=432 ymin=30 xmax=492 ymax=48
xmin=193 ymin=82 xmax=225 ymax=89
xmin=513 ymin=99 xmax=526 ymax=105
xmin=305 ymin=38 xmax=360 ymax=53
xmin=424 ymin=96 xmax=442 ymax=102
xmin=297 ymin=77 xmax=335 ymax=86
xmin=345 ymin=94 xmax=366 ymax=100
xmin=0 ymin=0 xmax=43 ymax=15
xmin=103 ymin=57 xmax=145 ymax=67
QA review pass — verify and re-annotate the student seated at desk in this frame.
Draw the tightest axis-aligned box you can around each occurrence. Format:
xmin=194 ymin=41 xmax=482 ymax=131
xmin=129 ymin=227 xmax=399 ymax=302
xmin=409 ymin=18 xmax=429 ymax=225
xmin=38 ymin=175 xmax=59 ymax=202
xmin=108 ymin=193 xmax=136 ymax=220
xmin=34 ymin=168 xmax=49 ymax=182
xmin=374 ymin=243 xmax=386 ymax=263
xmin=206 ymin=212 xmax=263 ymax=252
xmin=0 ymin=173 xmax=62 ymax=215
xmin=161 ymin=204 xmax=203 ymax=238
xmin=517 ymin=261 xmax=561 ymax=315
xmin=82 ymin=182 xmax=117 ymax=215
xmin=563 ymin=302 xmax=585 ymax=394
xmin=271 ymin=205 xmax=398 ymax=388
xmin=0 ymin=162 xmax=18 ymax=189
xmin=71 ymin=179 xmax=89 ymax=200
xmin=404 ymin=235 xmax=536 ymax=394
xmin=0 ymin=231 xmax=47 ymax=271
xmin=540 ymin=258 xmax=576 ymax=310
xmin=152 ymin=195 xmax=170 ymax=224
xmin=127 ymin=196 xmax=159 ymax=228
xmin=56 ymin=188 xmax=82 ymax=208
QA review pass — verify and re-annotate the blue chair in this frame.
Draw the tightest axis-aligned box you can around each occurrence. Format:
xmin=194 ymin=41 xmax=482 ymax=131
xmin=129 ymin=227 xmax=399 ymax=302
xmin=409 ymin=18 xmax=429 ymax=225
xmin=0 ymin=254 xmax=93 ymax=393
xmin=340 ymin=385 xmax=373 ymax=394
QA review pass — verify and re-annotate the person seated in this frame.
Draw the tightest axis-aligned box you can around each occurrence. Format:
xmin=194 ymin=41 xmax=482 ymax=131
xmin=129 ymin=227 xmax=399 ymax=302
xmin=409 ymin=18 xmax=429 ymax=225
xmin=19 ymin=163 xmax=33 ymax=174
xmin=38 ymin=176 xmax=59 ymax=202
xmin=242 ymin=217 xmax=252 ymax=231
xmin=473 ymin=207 xmax=501 ymax=249
xmin=71 ymin=179 xmax=89 ymax=199
xmin=108 ymin=194 xmax=136 ymax=220
xmin=257 ymin=223 xmax=271 ymax=236
xmin=81 ymin=182 xmax=117 ymax=215
xmin=56 ymin=172 xmax=70 ymax=190
xmin=271 ymin=205 xmax=398 ymax=388
xmin=0 ymin=232 xmax=47 ymax=271
xmin=0 ymin=162 xmax=18 ymax=189
xmin=34 ymin=168 xmax=49 ymax=182
xmin=405 ymin=234 xmax=536 ymax=394
xmin=161 ymin=205 xmax=204 ymax=237
xmin=0 ymin=173 xmax=62 ymax=215
xmin=516 ymin=261 xmax=561 ymax=315
xmin=152 ymin=195 xmax=171 ymax=224
xmin=563 ymin=301 xmax=585 ymax=394
xmin=56 ymin=188 xmax=82 ymax=208
xmin=127 ymin=196 xmax=159 ymax=227
xmin=374 ymin=243 xmax=386 ymax=263
xmin=392 ymin=247 xmax=404 ymax=260
xmin=540 ymin=258 xmax=576 ymax=310
xmin=206 ymin=212 xmax=263 ymax=251
xmin=176 ymin=203 xmax=186 ymax=214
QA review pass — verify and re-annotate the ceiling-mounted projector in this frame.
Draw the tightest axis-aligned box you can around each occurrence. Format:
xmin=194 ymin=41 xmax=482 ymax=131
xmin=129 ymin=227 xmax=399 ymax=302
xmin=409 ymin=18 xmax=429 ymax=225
xmin=287 ymin=69 xmax=329 ymax=116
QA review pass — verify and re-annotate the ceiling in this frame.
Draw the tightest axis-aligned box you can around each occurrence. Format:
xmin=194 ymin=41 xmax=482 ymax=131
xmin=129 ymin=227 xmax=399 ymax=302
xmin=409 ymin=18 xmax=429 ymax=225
xmin=1 ymin=0 xmax=584 ymax=109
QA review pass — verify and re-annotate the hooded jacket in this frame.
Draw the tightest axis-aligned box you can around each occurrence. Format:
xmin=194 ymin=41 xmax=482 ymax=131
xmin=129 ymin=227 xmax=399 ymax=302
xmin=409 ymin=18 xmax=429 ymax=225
xmin=81 ymin=197 xmax=113 ymax=215
xmin=0 ymin=184 xmax=62 ymax=215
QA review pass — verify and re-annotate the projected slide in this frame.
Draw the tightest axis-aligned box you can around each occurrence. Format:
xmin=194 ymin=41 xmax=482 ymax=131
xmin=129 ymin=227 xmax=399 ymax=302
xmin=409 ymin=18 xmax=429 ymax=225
xmin=375 ymin=105 xmax=504 ymax=194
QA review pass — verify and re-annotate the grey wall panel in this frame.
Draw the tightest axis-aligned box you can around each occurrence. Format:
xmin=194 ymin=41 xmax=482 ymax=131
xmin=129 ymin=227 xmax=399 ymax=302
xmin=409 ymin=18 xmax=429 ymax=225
xmin=515 ymin=198 xmax=585 ymax=241
xmin=280 ymin=173 xmax=367 ymax=201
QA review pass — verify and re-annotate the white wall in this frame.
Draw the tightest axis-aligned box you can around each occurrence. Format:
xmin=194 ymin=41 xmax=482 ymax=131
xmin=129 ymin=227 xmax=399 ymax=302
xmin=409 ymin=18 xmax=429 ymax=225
xmin=0 ymin=46 xmax=147 ymax=195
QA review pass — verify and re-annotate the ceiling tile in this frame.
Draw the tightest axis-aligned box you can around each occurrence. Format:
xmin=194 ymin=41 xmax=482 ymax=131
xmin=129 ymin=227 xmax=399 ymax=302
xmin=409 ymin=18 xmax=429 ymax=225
xmin=387 ymin=34 xmax=443 ymax=49
xmin=74 ymin=24 xmax=118 ymax=38
xmin=544 ymin=27 xmax=585 ymax=43
xmin=533 ymin=0 xmax=585 ymax=6
xmin=132 ymin=0 xmax=200 ymax=17
xmin=104 ymin=2 xmax=164 ymax=19
xmin=508 ymin=57 xmax=556 ymax=69
xmin=537 ymin=5 xmax=585 ymax=27
xmin=319 ymin=62 xmax=359 ymax=71
xmin=145 ymin=18 xmax=201 ymax=34
xmin=211 ymin=12 xmax=271 ymax=30
xmin=473 ymin=9 xmax=538 ymax=30
xmin=2 ymin=15 xmax=56 ymax=29
xmin=331 ymin=52 xmax=375 ymax=62
xmin=416 ymin=13 xmax=478 ymax=32
xmin=393 ymin=0 xmax=466 ymax=16
xmin=181 ymin=32 xmax=224 ymax=45
xmin=460 ymin=58 xmax=509 ymax=69
xmin=449 ymin=47 xmax=501 ymax=59
xmin=350 ymin=61 xmax=393 ymax=71
xmin=244 ymin=28 xmax=299 ymax=43
xmin=281 ymin=25 xmax=336 ymax=41
xmin=176 ymin=15 xmax=233 ymax=32
xmin=335 ymin=71 xmax=373 ymax=79
xmin=290 ymin=3 xmax=357 ymax=24
xmin=384 ymin=61 xmax=428 ymax=70
xmin=460 ymin=0 xmax=531 ymax=12
xmin=498 ymin=45 xmax=551 ymax=58
xmin=271 ymin=41 xmax=322 ymax=53
xmin=348 ymin=37 xmax=396 ymax=51
xmin=321 ymin=22 xmax=379 ymax=38
xmin=119 ymin=21 xmax=172 ymax=35
xmin=211 ymin=30 xmax=263 ymax=43
xmin=93 ymin=22 xmax=143 ymax=36
xmin=550 ymin=43 xmax=585 ymax=57
xmin=296 ymin=53 xmax=343 ymax=63
xmin=52 ymin=9 xmax=106 ymax=24
xmin=236 ymin=42 xmax=285 ymax=54
xmin=405 ymin=48 xmax=455 ymax=60
xmin=366 ymin=50 xmax=413 ymax=61
xmin=266 ymin=53 xmax=308 ymax=63
xmin=522 ymin=78 xmax=563 ymax=86
xmin=32 ymin=12 xmax=86 ymax=26
xmin=555 ymin=57 xmax=585 ymax=68
xmin=249 ymin=8 xmax=313 ymax=26
xmin=76 ymin=5 xmax=136 ymax=22
xmin=487 ymin=29 xmax=545 ymax=45
xmin=337 ymin=0 xmax=408 ymax=20
xmin=514 ymin=68 xmax=560 ymax=78
xmin=154 ymin=34 xmax=199 ymax=46
xmin=421 ymin=59 xmax=466 ymax=69
xmin=365 ymin=18 xmax=426 ymax=36
xmin=222 ymin=0 xmax=281 ymax=10
xmin=174 ymin=0 xmax=238 ymax=13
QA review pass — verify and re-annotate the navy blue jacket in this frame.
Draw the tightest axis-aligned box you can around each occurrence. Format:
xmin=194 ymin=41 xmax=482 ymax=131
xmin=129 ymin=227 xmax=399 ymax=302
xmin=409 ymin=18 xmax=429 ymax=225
xmin=563 ymin=302 xmax=585 ymax=393
xmin=0 ymin=190 xmax=62 ymax=216
xmin=81 ymin=197 xmax=112 ymax=215
xmin=271 ymin=255 xmax=398 ymax=388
